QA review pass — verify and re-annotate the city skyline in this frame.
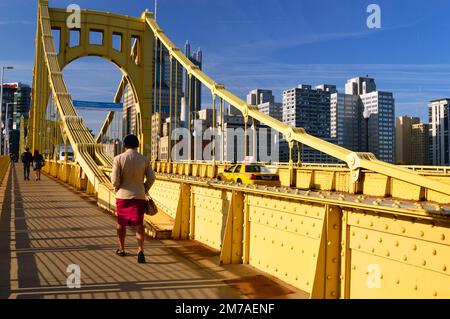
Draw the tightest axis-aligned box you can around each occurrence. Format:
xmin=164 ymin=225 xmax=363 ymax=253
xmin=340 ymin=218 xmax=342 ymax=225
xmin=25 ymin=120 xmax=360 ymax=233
xmin=2 ymin=1 xmax=450 ymax=133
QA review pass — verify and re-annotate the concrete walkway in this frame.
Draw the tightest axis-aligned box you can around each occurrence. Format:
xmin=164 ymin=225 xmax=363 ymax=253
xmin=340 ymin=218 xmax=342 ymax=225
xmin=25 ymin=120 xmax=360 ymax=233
xmin=0 ymin=165 xmax=305 ymax=299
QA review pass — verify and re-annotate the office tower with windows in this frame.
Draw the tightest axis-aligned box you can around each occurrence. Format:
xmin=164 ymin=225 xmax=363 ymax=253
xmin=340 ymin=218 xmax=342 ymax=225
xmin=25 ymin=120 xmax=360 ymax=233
xmin=1 ymin=83 xmax=31 ymax=158
xmin=396 ymin=116 xmax=429 ymax=165
xmin=360 ymin=91 xmax=395 ymax=163
xmin=330 ymin=93 xmax=362 ymax=152
xmin=183 ymin=40 xmax=202 ymax=114
xmin=247 ymin=89 xmax=282 ymax=122
xmin=429 ymin=99 xmax=450 ymax=166
xmin=345 ymin=77 xmax=377 ymax=95
xmin=281 ymin=84 xmax=337 ymax=163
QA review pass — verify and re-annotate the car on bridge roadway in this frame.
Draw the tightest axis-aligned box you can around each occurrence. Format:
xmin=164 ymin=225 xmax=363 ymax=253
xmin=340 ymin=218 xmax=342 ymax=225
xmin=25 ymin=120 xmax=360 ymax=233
xmin=217 ymin=164 xmax=280 ymax=186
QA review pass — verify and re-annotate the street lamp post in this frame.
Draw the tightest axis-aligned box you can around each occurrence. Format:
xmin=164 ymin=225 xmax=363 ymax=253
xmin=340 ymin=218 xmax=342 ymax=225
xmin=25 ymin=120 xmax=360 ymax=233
xmin=0 ymin=66 xmax=14 ymax=155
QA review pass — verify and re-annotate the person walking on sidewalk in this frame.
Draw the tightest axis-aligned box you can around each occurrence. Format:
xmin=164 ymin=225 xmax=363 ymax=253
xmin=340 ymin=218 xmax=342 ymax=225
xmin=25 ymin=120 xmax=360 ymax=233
xmin=21 ymin=147 xmax=33 ymax=181
xmin=32 ymin=150 xmax=45 ymax=181
xmin=111 ymin=134 xmax=156 ymax=264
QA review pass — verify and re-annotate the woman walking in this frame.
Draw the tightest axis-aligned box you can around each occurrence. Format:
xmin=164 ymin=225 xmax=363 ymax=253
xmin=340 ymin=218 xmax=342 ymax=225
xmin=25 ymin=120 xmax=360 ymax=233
xmin=33 ymin=150 xmax=45 ymax=181
xmin=111 ymin=134 xmax=156 ymax=263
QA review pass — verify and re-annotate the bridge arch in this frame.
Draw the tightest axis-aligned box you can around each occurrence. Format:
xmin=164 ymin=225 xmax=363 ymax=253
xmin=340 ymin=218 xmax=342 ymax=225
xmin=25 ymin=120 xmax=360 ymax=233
xmin=36 ymin=6 xmax=154 ymax=156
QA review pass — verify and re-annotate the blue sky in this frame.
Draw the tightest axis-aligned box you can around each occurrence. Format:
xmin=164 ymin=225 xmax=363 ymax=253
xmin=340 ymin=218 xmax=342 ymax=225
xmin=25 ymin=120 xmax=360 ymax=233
xmin=1 ymin=0 xmax=450 ymax=133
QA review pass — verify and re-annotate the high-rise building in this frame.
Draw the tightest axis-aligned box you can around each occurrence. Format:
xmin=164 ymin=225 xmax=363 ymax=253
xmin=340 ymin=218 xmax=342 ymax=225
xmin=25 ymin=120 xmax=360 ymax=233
xmin=247 ymin=89 xmax=274 ymax=105
xmin=345 ymin=77 xmax=377 ymax=95
xmin=330 ymin=77 xmax=395 ymax=163
xmin=153 ymin=45 xmax=184 ymax=116
xmin=1 ymin=82 xmax=31 ymax=158
xmin=411 ymin=122 xmax=430 ymax=166
xmin=360 ymin=91 xmax=395 ymax=163
xmin=281 ymin=84 xmax=337 ymax=163
xmin=330 ymin=93 xmax=362 ymax=151
xmin=122 ymin=84 xmax=137 ymax=137
xmin=429 ymin=99 xmax=450 ymax=166
xmin=396 ymin=116 xmax=429 ymax=165
xmin=13 ymin=84 xmax=31 ymax=130
xmin=247 ymin=89 xmax=282 ymax=121
xmin=183 ymin=41 xmax=202 ymax=114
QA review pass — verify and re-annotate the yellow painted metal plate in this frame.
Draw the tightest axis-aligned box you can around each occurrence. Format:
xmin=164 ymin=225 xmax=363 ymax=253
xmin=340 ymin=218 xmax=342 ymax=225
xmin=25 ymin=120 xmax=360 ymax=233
xmin=349 ymin=250 xmax=450 ymax=298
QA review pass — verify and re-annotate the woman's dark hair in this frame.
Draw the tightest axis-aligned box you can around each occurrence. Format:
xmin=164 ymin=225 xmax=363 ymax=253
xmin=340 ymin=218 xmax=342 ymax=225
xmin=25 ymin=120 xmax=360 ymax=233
xmin=34 ymin=150 xmax=39 ymax=156
xmin=123 ymin=134 xmax=139 ymax=149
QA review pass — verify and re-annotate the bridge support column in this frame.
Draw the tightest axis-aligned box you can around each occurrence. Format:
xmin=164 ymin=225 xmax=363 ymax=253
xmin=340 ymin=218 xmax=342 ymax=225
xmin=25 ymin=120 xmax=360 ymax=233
xmin=312 ymin=205 xmax=342 ymax=299
xmin=172 ymin=183 xmax=191 ymax=239
xmin=220 ymin=191 xmax=244 ymax=265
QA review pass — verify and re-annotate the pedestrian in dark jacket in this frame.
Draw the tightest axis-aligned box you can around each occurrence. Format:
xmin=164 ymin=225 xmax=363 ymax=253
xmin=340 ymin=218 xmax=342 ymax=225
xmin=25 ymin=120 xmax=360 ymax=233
xmin=21 ymin=147 xmax=33 ymax=181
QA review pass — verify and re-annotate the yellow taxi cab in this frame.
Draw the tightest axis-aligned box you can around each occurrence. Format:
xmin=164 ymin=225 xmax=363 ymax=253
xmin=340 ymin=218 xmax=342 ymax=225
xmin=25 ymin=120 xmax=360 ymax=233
xmin=218 ymin=164 xmax=280 ymax=186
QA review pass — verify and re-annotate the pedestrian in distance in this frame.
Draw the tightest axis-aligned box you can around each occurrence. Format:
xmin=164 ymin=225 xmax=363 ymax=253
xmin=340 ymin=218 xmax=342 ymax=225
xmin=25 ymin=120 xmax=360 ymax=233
xmin=32 ymin=150 xmax=45 ymax=181
xmin=111 ymin=134 xmax=156 ymax=264
xmin=21 ymin=147 xmax=33 ymax=181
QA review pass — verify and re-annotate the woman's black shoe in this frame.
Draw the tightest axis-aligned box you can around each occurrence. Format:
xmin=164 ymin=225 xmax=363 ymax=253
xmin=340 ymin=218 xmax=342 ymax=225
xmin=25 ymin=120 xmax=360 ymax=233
xmin=137 ymin=251 xmax=146 ymax=263
xmin=116 ymin=249 xmax=126 ymax=257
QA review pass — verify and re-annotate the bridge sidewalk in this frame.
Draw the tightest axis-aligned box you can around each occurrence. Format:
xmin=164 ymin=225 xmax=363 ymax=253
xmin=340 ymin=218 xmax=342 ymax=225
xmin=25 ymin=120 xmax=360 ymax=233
xmin=0 ymin=165 xmax=306 ymax=299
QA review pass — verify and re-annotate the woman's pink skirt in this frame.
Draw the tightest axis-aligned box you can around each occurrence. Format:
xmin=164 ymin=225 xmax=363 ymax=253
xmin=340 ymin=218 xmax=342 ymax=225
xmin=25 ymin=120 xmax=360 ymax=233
xmin=116 ymin=198 xmax=147 ymax=226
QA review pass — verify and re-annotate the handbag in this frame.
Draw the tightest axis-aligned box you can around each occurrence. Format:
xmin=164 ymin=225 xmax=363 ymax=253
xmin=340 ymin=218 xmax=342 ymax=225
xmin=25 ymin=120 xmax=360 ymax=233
xmin=145 ymin=195 xmax=158 ymax=216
